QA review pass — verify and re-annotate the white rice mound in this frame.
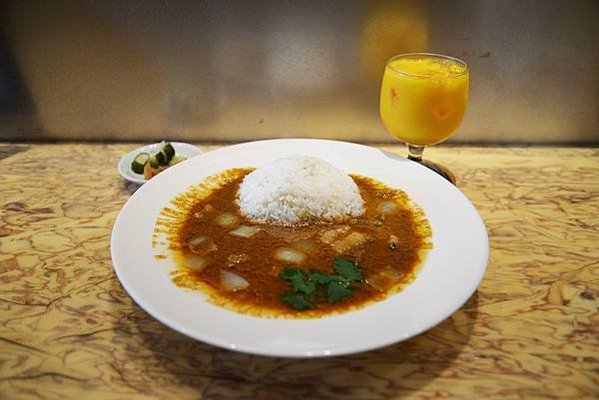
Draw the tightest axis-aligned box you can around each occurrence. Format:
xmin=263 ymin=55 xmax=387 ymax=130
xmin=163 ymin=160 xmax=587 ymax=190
xmin=237 ymin=155 xmax=365 ymax=225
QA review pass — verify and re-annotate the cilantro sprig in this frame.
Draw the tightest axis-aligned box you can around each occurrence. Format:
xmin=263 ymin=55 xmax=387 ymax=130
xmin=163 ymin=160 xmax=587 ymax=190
xmin=279 ymin=258 xmax=364 ymax=310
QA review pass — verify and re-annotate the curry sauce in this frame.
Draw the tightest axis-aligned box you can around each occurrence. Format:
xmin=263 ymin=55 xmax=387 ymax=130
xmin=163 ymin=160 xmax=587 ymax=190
xmin=155 ymin=168 xmax=432 ymax=318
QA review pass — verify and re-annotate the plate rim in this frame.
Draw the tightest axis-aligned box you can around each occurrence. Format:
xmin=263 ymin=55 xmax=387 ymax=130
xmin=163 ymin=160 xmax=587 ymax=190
xmin=111 ymin=138 xmax=489 ymax=357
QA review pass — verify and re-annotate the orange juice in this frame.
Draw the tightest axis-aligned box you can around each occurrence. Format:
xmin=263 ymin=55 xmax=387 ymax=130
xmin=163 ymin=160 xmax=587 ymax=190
xmin=380 ymin=54 xmax=469 ymax=146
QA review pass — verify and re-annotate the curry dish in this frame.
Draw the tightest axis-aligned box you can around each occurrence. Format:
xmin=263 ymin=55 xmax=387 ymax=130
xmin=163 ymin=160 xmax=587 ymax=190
xmin=155 ymin=168 xmax=432 ymax=318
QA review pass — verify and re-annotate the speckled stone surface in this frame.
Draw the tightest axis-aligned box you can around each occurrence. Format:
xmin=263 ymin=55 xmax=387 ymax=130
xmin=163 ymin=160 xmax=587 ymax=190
xmin=0 ymin=143 xmax=597 ymax=399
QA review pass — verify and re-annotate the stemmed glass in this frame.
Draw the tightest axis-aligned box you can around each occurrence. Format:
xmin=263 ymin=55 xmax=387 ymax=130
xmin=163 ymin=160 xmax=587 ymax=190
xmin=380 ymin=53 xmax=469 ymax=183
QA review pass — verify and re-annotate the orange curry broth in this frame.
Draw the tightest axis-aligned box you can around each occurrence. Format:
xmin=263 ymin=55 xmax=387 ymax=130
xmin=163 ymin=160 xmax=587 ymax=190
xmin=154 ymin=168 xmax=432 ymax=318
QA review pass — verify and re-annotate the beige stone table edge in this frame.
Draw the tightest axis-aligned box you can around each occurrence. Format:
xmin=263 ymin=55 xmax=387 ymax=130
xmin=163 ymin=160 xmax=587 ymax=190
xmin=0 ymin=143 xmax=597 ymax=399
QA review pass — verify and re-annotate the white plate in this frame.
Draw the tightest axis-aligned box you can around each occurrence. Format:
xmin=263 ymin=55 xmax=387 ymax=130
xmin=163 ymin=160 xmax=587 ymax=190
xmin=117 ymin=142 xmax=203 ymax=184
xmin=111 ymin=139 xmax=488 ymax=357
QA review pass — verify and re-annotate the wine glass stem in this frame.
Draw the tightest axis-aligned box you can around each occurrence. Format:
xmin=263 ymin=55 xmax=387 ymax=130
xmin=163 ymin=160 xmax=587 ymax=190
xmin=407 ymin=144 xmax=425 ymax=162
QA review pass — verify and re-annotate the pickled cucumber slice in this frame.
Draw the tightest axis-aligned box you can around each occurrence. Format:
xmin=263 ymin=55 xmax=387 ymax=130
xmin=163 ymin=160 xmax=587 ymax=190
xmin=149 ymin=155 xmax=160 ymax=168
xmin=162 ymin=142 xmax=175 ymax=160
xmin=155 ymin=141 xmax=175 ymax=165
xmin=131 ymin=152 xmax=150 ymax=174
xmin=155 ymin=150 xmax=167 ymax=165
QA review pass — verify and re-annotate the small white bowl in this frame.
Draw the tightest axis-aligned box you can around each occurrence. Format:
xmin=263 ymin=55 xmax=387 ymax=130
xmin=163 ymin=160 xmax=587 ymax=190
xmin=118 ymin=142 xmax=203 ymax=184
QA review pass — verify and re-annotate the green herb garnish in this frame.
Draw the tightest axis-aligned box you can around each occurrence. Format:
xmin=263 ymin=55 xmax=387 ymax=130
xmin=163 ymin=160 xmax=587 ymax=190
xmin=279 ymin=258 xmax=364 ymax=310
xmin=332 ymin=258 xmax=363 ymax=281
xmin=326 ymin=280 xmax=354 ymax=302
xmin=279 ymin=267 xmax=316 ymax=294
xmin=281 ymin=293 xmax=314 ymax=310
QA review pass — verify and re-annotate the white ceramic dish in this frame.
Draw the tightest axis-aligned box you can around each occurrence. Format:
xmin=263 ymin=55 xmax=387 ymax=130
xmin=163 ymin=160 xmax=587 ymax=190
xmin=117 ymin=142 xmax=203 ymax=184
xmin=111 ymin=139 xmax=488 ymax=357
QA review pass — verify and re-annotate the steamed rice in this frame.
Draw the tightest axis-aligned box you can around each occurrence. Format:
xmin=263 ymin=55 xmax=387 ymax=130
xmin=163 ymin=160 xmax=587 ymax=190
xmin=237 ymin=155 xmax=365 ymax=225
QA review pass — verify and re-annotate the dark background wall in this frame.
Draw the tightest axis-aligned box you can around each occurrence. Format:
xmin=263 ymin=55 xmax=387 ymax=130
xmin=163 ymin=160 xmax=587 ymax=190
xmin=1 ymin=0 xmax=597 ymax=143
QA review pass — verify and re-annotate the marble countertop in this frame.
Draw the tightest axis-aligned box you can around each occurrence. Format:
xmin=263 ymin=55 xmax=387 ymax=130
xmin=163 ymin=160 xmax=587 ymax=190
xmin=0 ymin=143 xmax=597 ymax=399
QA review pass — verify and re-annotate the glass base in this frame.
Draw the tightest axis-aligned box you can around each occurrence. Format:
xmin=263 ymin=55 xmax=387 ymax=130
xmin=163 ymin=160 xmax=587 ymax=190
xmin=420 ymin=159 xmax=456 ymax=185
xmin=404 ymin=144 xmax=456 ymax=185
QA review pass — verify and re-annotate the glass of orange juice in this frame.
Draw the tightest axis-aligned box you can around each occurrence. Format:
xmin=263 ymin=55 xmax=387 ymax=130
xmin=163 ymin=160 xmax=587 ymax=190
xmin=380 ymin=53 xmax=469 ymax=182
